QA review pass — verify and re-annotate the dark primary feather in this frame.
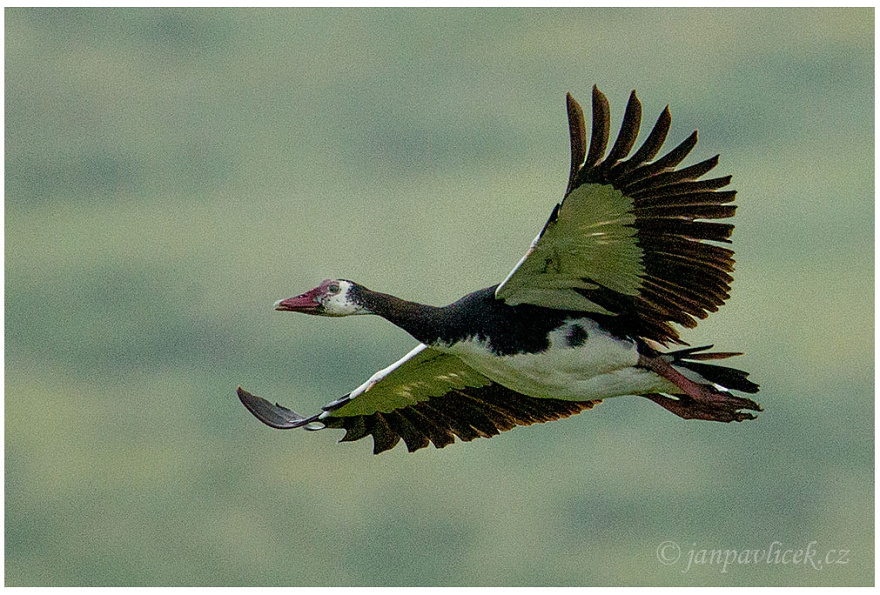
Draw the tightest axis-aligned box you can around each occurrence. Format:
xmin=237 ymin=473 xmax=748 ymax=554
xmin=584 ymin=86 xmax=610 ymax=171
xmin=565 ymin=93 xmax=587 ymax=195
xmin=601 ymin=90 xmax=642 ymax=171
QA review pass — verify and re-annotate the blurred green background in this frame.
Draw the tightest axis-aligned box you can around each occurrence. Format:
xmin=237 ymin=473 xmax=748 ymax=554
xmin=5 ymin=7 xmax=873 ymax=587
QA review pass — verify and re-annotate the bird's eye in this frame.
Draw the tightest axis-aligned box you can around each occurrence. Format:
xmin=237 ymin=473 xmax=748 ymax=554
xmin=327 ymin=283 xmax=340 ymax=294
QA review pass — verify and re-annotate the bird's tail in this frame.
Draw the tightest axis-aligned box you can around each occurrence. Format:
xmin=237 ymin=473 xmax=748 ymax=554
xmin=664 ymin=345 xmax=760 ymax=394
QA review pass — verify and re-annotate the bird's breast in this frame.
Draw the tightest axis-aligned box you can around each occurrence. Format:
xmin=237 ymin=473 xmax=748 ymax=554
xmin=441 ymin=318 xmax=672 ymax=400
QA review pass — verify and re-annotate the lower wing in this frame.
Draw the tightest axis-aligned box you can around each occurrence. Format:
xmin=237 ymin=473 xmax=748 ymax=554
xmin=238 ymin=344 xmax=601 ymax=454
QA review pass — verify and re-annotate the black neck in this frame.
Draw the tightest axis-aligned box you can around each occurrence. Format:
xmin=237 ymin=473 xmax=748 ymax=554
xmin=351 ymin=284 xmax=584 ymax=355
xmin=353 ymin=286 xmax=447 ymax=345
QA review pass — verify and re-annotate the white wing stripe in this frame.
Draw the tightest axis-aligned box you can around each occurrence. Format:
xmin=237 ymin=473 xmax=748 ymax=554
xmin=349 ymin=343 xmax=430 ymax=399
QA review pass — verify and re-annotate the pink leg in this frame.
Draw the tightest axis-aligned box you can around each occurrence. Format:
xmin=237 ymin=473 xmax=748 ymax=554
xmin=637 ymin=354 xmax=762 ymax=422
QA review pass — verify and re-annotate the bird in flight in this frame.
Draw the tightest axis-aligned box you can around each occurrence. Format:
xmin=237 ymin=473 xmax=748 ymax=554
xmin=238 ymin=86 xmax=761 ymax=454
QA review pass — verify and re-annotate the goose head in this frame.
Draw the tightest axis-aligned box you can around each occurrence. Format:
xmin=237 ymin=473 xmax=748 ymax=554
xmin=274 ymin=279 xmax=369 ymax=317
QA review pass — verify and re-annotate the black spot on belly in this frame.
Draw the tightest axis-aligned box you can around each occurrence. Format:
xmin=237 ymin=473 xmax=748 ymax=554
xmin=566 ymin=324 xmax=589 ymax=347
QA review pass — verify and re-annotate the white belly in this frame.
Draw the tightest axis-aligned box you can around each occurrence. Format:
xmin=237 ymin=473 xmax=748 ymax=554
xmin=442 ymin=318 xmax=677 ymax=401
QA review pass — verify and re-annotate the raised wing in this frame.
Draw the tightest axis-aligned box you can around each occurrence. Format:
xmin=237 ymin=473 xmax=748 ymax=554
xmin=238 ymin=344 xmax=600 ymax=454
xmin=496 ymin=86 xmax=737 ymax=344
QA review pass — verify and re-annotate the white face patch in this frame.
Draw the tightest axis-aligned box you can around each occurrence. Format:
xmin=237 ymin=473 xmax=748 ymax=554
xmin=319 ymin=280 xmax=369 ymax=316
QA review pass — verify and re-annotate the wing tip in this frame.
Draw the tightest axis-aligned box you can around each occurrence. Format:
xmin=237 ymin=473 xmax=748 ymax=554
xmin=237 ymin=386 xmax=312 ymax=430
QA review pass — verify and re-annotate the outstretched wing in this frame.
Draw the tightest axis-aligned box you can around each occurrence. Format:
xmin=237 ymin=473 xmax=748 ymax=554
xmin=238 ymin=344 xmax=600 ymax=454
xmin=496 ymin=86 xmax=737 ymax=344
